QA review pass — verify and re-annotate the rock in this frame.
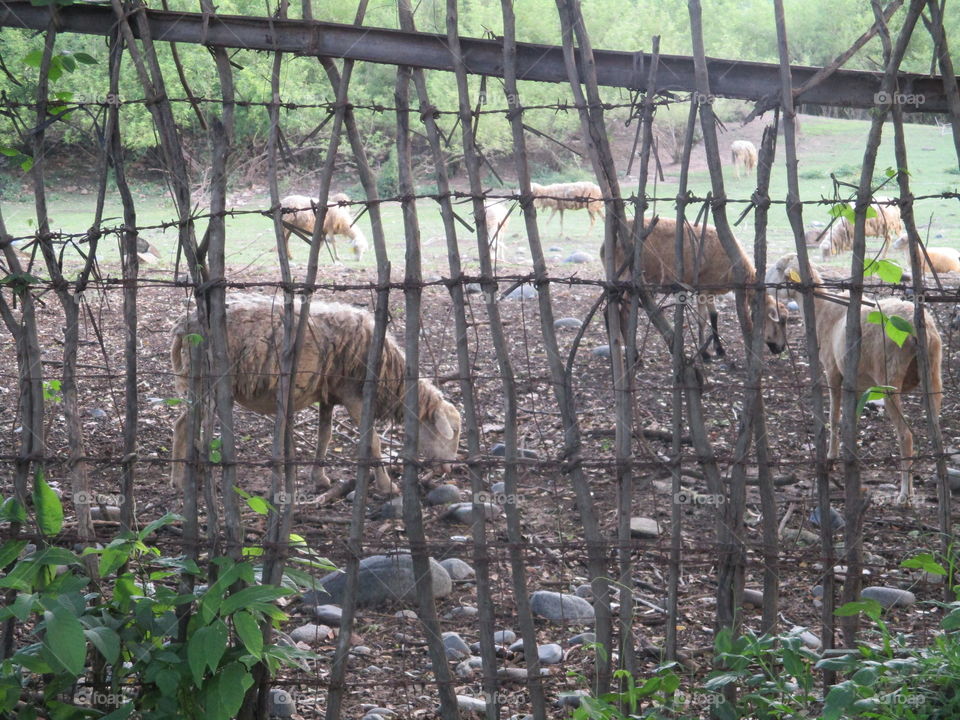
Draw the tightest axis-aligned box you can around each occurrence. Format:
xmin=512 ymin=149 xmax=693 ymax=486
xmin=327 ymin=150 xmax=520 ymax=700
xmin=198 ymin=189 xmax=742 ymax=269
xmin=556 ymin=691 xmax=589 ymax=709
xmin=87 ymin=407 xmax=108 ymax=420
xmin=351 ymin=645 xmax=373 ymax=656
xmin=591 ymin=345 xmax=611 ymax=359
xmin=465 ymin=283 xmax=483 ymax=295
xmin=861 ymin=586 xmax=916 ymax=608
xmin=304 ymin=554 xmax=452 ymax=607
xmin=508 ymin=638 xmax=524 ymax=653
xmin=456 ymin=695 xmax=488 ymax=714
xmin=268 ymin=688 xmax=296 ymax=717
xmin=564 ymin=251 xmax=594 ymax=264
xmin=90 ymin=506 xmax=122 ymax=522
xmin=798 ymin=630 xmax=821 ymax=650
xmin=809 ymin=506 xmax=845 ymax=533
xmin=289 ymin=623 xmax=331 ymax=644
xmin=394 ymin=609 xmax=418 ymax=621
xmin=781 ymin=527 xmax=820 ymax=545
xmin=313 ymin=604 xmax=342 ymax=624
xmin=630 ymin=517 xmax=661 ymax=538
xmin=443 ymin=632 xmax=472 ymax=660
xmin=498 ymin=667 xmax=528 ymax=681
xmin=426 ymin=484 xmax=462 ymax=506
xmin=554 ymin=317 xmax=583 ymax=330
xmin=439 ymin=558 xmax=476 ymax=581
xmin=947 ymin=467 xmax=960 ymax=492
xmin=573 ymin=584 xmax=593 ymax=600
xmin=530 ymin=590 xmax=595 ymax=623
xmin=549 ymin=246 xmax=563 ymax=252
xmin=490 ymin=443 xmax=538 ymax=459
xmin=441 ymin=502 xmax=501 ymax=524
xmin=742 ymin=589 xmax=764 ymax=608
xmin=504 ymin=284 xmax=537 ymax=300
xmin=456 ymin=659 xmax=477 ymax=678
xmin=445 ymin=605 xmax=479 ymax=620
xmin=491 ymin=481 xmax=506 ymax=495
xmin=373 ymin=496 xmax=404 ymax=520
xmin=494 ymin=629 xmax=516 ymax=645
xmin=787 ymin=300 xmax=800 ymax=312
xmin=537 ymin=643 xmax=563 ymax=665
xmin=568 ymin=632 xmax=596 ymax=646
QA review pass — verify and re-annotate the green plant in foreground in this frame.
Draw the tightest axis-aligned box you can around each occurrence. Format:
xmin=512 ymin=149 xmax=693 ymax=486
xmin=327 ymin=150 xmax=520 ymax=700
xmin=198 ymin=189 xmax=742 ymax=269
xmin=0 ymin=478 xmax=318 ymax=719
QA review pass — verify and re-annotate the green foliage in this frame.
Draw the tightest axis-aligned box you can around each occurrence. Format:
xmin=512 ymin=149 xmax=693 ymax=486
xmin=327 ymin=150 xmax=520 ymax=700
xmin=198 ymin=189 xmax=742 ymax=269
xmin=0 ymin=504 xmax=315 ymax=719
xmin=866 ymin=309 xmax=914 ymax=347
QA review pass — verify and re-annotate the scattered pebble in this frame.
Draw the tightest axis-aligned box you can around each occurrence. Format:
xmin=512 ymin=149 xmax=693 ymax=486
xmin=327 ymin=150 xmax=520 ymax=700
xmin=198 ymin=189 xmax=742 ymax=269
xmin=494 ymin=629 xmax=516 ymax=644
xmin=861 ymin=586 xmax=916 ymax=608
xmin=591 ymin=345 xmax=611 ymax=359
xmin=537 ymin=643 xmax=563 ymax=665
xmin=564 ymin=251 xmax=594 ymax=264
xmin=313 ymin=604 xmax=343 ymax=624
xmin=554 ymin=317 xmax=583 ymax=330
xmin=426 ymin=484 xmax=462 ymax=506
xmin=439 ymin=558 xmax=476 ymax=581
xmin=456 ymin=695 xmax=488 ymax=714
xmin=809 ymin=506 xmax=845 ymax=533
xmin=568 ymin=632 xmax=596 ymax=647
xmin=741 ymin=588 xmax=764 ymax=608
xmin=441 ymin=502 xmax=501 ymax=524
xmin=288 ymin=623 xmax=331 ymax=644
xmin=443 ymin=632 xmax=472 ymax=660
xmin=503 ymin=284 xmax=537 ymax=300
xmin=464 ymin=283 xmax=483 ymax=295
xmin=530 ymin=590 xmax=596 ymax=623
xmin=630 ymin=517 xmax=661 ymax=538
xmin=490 ymin=443 xmax=538 ymax=459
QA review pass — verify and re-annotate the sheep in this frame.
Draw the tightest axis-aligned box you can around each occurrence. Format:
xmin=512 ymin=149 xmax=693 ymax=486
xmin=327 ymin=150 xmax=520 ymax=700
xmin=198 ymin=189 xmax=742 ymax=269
xmin=169 ymin=294 xmax=461 ymax=496
xmin=279 ymin=193 xmax=368 ymax=262
xmin=767 ymin=253 xmax=942 ymax=502
xmin=819 ymin=198 xmax=903 ymax=260
xmin=805 ymin=228 xmax=827 ymax=247
xmin=529 ymin=181 xmax=605 ymax=234
xmin=730 ymin=140 xmax=758 ymax=180
xmin=602 ymin=216 xmax=788 ymax=360
xmin=890 ymin=235 xmax=960 ymax=277
xmin=484 ymin=200 xmax=511 ymax=262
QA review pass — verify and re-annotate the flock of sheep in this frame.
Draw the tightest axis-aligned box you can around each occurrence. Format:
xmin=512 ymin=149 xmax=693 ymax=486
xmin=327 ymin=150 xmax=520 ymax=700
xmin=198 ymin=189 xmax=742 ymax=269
xmin=168 ymin=148 xmax=950 ymax=506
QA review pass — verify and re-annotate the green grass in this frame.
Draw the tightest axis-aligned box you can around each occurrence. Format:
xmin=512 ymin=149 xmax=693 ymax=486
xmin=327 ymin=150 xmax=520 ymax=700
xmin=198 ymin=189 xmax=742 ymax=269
xmin=2 ymin=114 xmax=958 ymax=277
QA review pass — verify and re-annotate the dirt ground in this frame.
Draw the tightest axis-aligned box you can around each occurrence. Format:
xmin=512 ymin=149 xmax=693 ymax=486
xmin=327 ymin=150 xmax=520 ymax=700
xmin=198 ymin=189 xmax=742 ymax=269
xmin=1 ymin=240 xmax=957 ymax=717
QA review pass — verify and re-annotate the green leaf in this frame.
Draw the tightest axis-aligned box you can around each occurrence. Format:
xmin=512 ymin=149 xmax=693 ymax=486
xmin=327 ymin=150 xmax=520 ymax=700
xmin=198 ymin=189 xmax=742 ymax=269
xmin=0 ymin=497 xmax=26 ymax=524
xmin=59 ymin=55 xmax=76 ymax=73
xmin=703 ymin=672 xmax=741 ymax=691
xmin=851 ymin=666 xmax=879 ymax=686
xmin=0 ymin=540 xmax=28 ymax=568
xmin=857 ymin=385 xmax=896 ymax=419
xmin=164 ymin=398 xmax=184 ymax=406
xmin=233 ymin=611 xmax=263 ymax=657
xmin=901 ymin=553 xmax=946 ymax=575
xmin=863 ymin=258 xmax=903 ymax=284
xmin=201 ymin=662 xmax=254 ymax=720
xmin=836 ymin=599 xmax=883 ymax=621
xmin=33 ymin=472 xmax=64 ymax=536
xmin=187 ymin=620 xmax=229 ymax=685
xmin=99 ymin=705 xmax=136 ymax=720
xmin=942 ymin=608 xmax=960 ymax=631
xmin=186 ymin=333 xmax=204 ymax=346
xmin=822 ymin=680 xmax=857 ymax=720
xmin=44 ymin=606 xmax=86 ymax=675
xmin=20 ymin=157 xmax=33 ymax=172
xmin=84 ymin=626 xmax=120 ymax=664
xmin=73 ymin=52 xmax=97 ymax=65
xmin=22 ymin=50 xmax=43 ymax=68
xmin=886 ymin=314 xmax=914 ymax=346
xmin=245 ymin=495 xmax=270 ymax=515
xmin=220 ymin=586 xmax=290 ymax=616
xmin=0 ymin=147 xmax=20 ymax=157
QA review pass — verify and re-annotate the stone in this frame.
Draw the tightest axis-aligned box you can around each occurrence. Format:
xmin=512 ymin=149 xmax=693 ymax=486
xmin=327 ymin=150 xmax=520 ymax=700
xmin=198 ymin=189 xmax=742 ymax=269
xmin=809 ymin=506 xmax=845 ymax=533
xmin=456 ymin=695 xmax=488 ymax=714
xmin=440 ymin=558 xmax=476 ymax=581
xmin=373 ymin=496 xmax=404 ymax=520
xmin=630 ymin=517 xmax=661 ymax=538
xmin=947 ymin=467 xmax=960 ymax=492
xmin=556 ymin=691 xmax=589 ymax=709
xmin=394 ymin=609 xmax=418 ymax=621
xmin=446 ymin=605 xmax=479 ymax=620
xmin=426 ymin=484 xmax=462 ymax=506
xmin=456 ymin=659 xmax=477 ymax=678
xmin=494 ymin=630 xmax=516 ymax=645
xmin=268 ymin=688 xmax=296 ymax=717
xmin=860 ymin=586 xmax=916 ymax=608
xmin=537 ymin=643 xmax=563 ymax=665
xmin=530 ymin=590 xmax=595 ymax=623
xmin=289 ymin=623 xmax=331 ymax=644
xmin=304 ymin=554 xmax=452 ymax=608
xmin=549 ymin=246 xmax=563 ymax=252
xmin=554 ymin=317 xmax=583 ymax=330
xmin=504 ymin=284 xmax=537 ymax=300
xmin=90 ymin=506 xmax=122 ymax=522
xmin=564 ymin=251 xmax=594 ymax=264
xmin=787 ymin=300 xmax=799 ymax=312
xmin=490 ymin=443 xmax=538 ymax=459
xmin=573 ymin=584 xmax=593 ymax=600
xmin=568 ymin=632 xmax=596 ymax=646
xmin=491 ymin=481 xmax=506 ymax=495
xmin=313 ymin=604 xmax=342 ymax=624
xmin=498 ymin=667 xmax=528 ymax=681
xmin=742 ymin=588 xmax=764 ymax=608
xmin=442 ymin=502 xmax=501 ymax=524
xmin=465 ymin=283 xmax=483 ymax=295
xmin=443 ymin=632 xmax=472 ymax=660
xmin=781 ymin=527 xmax=820 ymax=545
xmin=591 ymin=345 xmax=611 ymax=359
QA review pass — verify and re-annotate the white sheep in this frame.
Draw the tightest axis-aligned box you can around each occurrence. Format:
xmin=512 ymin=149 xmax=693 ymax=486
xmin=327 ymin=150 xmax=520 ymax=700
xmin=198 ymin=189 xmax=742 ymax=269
xmin=483 ymin=200 xmax=510 ymax=262
xmin=819 ymin=198 xmax=903 ymax=260
xmin=603 ymin=216 xmax=788 ymax=360
xmin=730 ymin=140 xmax=758 ymax=180
xmin=767 ymin=253 xmax=942 ymax=502
xmin=279 ymin=193 xmax=368 ymax=261
xmin=169 ymin=295 xmax=461 ymax=495
xmin=529 ymin=181 xmax=604 ymax=233
xmin=891 ymin=235 xmax=960 ymax=277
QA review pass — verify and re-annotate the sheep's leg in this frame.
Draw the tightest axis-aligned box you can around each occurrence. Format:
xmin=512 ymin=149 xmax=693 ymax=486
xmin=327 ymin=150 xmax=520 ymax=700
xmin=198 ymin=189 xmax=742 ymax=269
xmin=344 ymin=399 xmax=398 ymax=496
xmin=312 ymin=403 xmax=334 ymax=489
xmin=707 ymin=301 xmax=725 ymax=358
xmin=282 ymin=228 xmax=292 ymax=260
xmin=559 ymin=209 xmax=565 ymax=236
xmin=886 ymin=394 xmax=915 ymax=503
xmin=827 ymin=382 xmax=842 ymax=459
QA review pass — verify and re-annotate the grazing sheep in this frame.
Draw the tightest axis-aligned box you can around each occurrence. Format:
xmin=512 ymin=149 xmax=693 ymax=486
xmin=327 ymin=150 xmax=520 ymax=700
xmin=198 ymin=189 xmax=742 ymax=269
xmin=730 ymin=140 xmax=758 ymax=180
xmin=484 ymin=200 xmax=511 ymax=262
xmin=169 ymin=295 xmax=461 ymax=495
xmin=819 ymin=198 xmax=903 ymax=260
xmin=529 ymin=181 xmax=605 ymax=234
xmin=279 ymin=193 xmax=368 ymax=261
xmin=891 ymin=235 xmax=960 ymax=277
xmin=767 ymin=253 xmax=942 ymax=502
xmin=603 ymin=216 xmax=788 ymax=360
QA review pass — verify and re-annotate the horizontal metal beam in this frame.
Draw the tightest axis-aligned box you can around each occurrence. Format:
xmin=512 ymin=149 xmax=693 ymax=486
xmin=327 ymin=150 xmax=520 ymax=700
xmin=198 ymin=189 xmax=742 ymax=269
xmin=0 ymin=1 xmax=952 ymax=112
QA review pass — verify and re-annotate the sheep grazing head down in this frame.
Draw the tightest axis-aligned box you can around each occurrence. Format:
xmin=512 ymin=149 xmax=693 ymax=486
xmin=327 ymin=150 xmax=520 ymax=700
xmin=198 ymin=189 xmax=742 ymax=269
xmin=764 ymin=295 xmax=788 ymax=355
xmin=415 ymin=387 xmax=461 ymax=474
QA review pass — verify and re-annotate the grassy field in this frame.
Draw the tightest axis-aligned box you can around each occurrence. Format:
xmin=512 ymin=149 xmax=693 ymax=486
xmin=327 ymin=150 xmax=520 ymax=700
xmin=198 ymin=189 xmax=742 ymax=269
xmin=2 ymin=113 xmax=958 ymax=277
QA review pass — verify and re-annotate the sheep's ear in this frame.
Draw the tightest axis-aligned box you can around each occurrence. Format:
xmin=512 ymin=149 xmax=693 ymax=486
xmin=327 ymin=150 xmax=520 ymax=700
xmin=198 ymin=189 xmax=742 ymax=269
xmin=768 ymin=308 xmax=781 ymax=323
xmin=433 ymin=410 xmax=455 ymax=441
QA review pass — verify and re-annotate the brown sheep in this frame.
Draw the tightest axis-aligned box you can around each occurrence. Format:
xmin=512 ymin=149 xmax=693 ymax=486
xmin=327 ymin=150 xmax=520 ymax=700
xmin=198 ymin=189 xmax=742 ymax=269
xmin=891 ymin=235 xmax=960 ymax=277
xmin=730 ymin=140 xmax=758 ymax=180
xmin=603 ymin=216 xmax=788 ymax=360
xmin=279 ymin=193 xmax=368 ymax=261
xmin=767 ymin=253 xmax=942 ymax=502
xmin=530 ymin=181 xmax=605 ymax=233
xmin=819 ymin=198 xmax=903 ymax=260
xmin=169 ymin=295 xmax=461 ymax=496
